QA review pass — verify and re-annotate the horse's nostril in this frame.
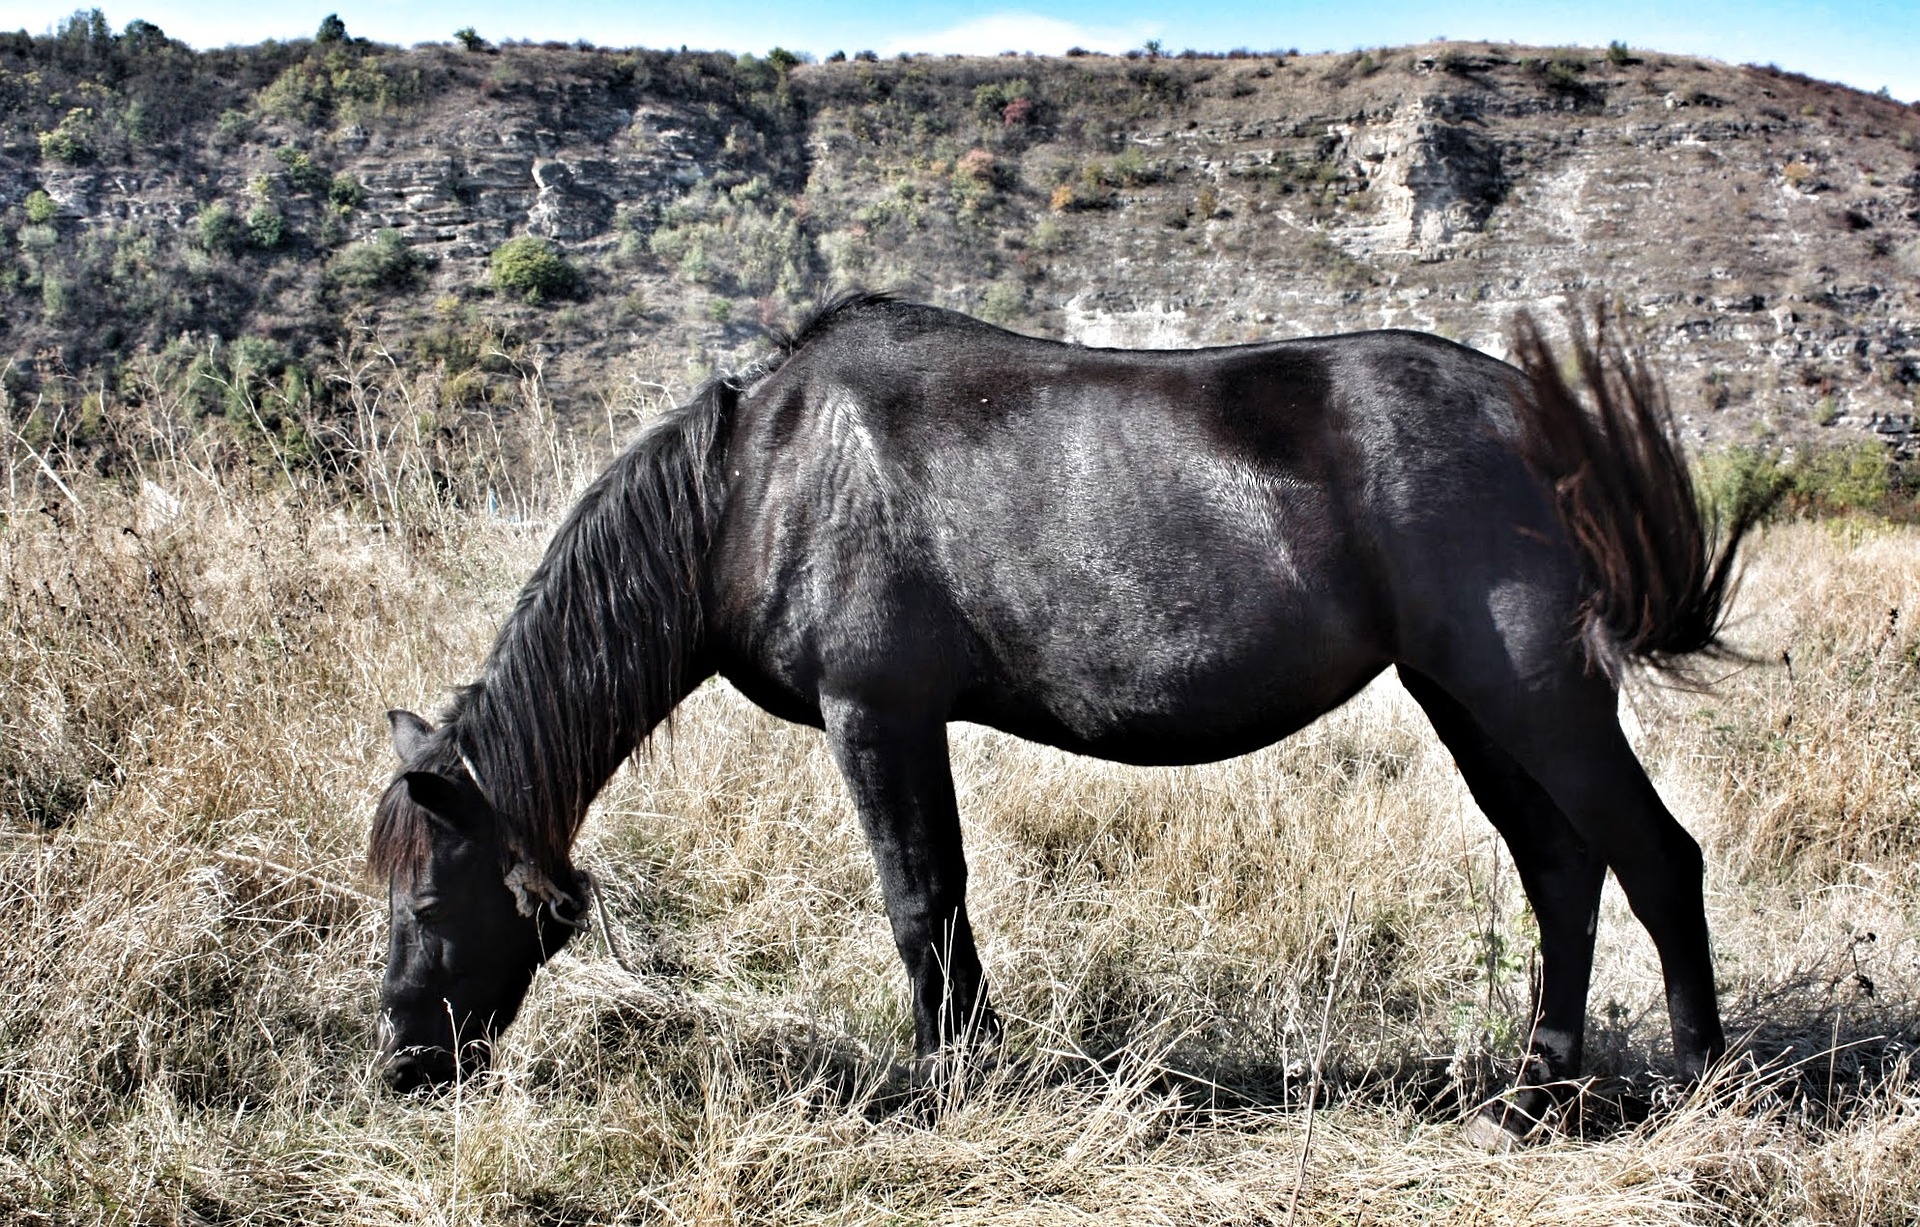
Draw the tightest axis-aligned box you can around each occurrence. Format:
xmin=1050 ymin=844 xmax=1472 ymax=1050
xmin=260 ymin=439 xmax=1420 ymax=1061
xmin=382 ymin=1053 xmax=424 ymax=1093
xmin=381 ymin=1047 xmax=455 ymax=1093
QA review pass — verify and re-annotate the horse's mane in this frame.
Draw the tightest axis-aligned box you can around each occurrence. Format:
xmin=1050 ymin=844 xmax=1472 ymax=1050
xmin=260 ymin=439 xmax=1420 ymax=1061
xmin=371 ymin=377 xmax=734 ymax=881
xmin=766 ymin=288 xmax=898 ymax=356
xmin=369 ymin=288 xmax=902 ymax=882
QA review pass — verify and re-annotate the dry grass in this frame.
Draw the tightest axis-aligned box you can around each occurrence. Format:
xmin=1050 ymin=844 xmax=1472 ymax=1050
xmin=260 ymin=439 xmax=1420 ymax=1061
xmin=3 ymin=383 xmax=1918 ymax=1223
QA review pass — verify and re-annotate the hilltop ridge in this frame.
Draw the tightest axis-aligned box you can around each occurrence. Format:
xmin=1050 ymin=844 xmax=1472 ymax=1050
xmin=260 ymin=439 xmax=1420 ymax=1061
xmin=3 ymin=17 xmax=1917 ymax=460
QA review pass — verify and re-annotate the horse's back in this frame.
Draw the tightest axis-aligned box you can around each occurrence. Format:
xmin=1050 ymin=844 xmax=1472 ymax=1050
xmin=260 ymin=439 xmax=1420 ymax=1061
xmin=710 ymin=303 xmax=1578 ymax=761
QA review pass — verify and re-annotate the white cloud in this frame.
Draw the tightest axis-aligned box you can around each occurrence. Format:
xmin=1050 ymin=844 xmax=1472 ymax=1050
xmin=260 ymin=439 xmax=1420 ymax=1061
xmin=881 ymin=12 xmax=1159 ymax=58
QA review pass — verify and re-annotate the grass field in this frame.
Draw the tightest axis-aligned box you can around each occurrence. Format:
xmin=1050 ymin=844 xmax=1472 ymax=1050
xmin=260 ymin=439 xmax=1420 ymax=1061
xmin=3 ymin=403 xmax=1918 ymax=1224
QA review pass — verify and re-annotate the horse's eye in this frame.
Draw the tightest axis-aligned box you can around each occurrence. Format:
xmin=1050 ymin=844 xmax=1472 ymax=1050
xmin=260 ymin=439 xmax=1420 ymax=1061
xmin=410 ymin=897 xmax=446 ymax=923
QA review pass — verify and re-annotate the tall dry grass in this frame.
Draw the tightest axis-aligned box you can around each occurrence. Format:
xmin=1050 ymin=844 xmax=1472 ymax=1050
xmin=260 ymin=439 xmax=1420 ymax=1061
xmin=2 ymin=366 xmax=1917 ymax=1223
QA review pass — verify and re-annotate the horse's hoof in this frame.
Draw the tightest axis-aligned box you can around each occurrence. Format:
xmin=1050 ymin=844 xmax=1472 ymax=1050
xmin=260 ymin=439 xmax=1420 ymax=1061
xmin=1460 ymin=1111 xmax=1524 ymax=1152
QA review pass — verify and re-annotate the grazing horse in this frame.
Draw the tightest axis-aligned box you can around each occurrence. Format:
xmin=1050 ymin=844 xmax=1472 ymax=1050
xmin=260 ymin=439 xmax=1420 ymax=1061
xmin=370 ymin=293 xmax=1755 ymax=1144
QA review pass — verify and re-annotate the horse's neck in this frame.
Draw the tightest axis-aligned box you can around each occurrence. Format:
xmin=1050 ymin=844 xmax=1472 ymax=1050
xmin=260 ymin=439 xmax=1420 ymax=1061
xmin=466 ymin=386 xmax=730 ymax=867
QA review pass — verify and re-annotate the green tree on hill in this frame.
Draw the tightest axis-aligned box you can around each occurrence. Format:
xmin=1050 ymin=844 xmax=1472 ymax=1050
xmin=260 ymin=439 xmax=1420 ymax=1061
xmin=489 ymin=236 xmax=579 ymax=303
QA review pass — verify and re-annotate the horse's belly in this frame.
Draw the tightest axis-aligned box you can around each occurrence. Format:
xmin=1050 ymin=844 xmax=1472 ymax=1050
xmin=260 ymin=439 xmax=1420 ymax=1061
xmin=956 ymin=636 xmax=1386 ymax=767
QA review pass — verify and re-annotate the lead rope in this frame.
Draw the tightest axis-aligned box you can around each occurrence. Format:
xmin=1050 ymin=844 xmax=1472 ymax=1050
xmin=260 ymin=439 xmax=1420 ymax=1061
xmin=574 ymin=867 xmax=650 ymax=978
xmin=508 ymin=858 xmax=648 ymax=977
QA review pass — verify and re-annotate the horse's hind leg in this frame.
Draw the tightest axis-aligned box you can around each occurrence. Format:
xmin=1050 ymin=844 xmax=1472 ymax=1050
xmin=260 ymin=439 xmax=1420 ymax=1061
xmin=1399 ymin=667 xmax=1606 ymax=1142
xmin=821 ymin=695 xmax=999 ymax=1066
xmin=1412 ymin=664 xmax=1726 ymax=1094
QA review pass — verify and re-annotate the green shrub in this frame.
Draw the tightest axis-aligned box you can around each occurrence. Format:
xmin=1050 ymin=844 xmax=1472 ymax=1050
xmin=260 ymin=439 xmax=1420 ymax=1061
xmin=328 ymin=172 xmax=365 ymax=212
xmin=259 ymin=50 xmax=420 ymax=127
xmin=731 ymin=52 xmax=780 ymax=93
xmin=213 ymin=109 xmax=255 ymax=148
xmin=196 ymin=336 xmax=313 ymax=455
xmin=37 ymin=109 xmax=95 ymax=165
xmin=972 ymin=78 xmax=1034 ymax=124
xmin=1793 ymin=440 xmax=1891 ymax=513
xmin=123 ymin=99 xmax=151 ymax=146
xmin=611 ymin=207 xmax=648 ymax=266
xmin=616 ymin=291 xmax=650 ymax=321
xmin=1539 ymin=53 xmax=1589 ymax=93
xmin=980 ymin=280 xmax=1026 ymax=326
xmin=275 ymin=146 xmax=328 ymax=195
xmin=453 ymin=26 xmax=489 ymax=52
xmin=1700 ymin=442 xmax=1894 ymax=521
xmin=245 ymin=203 xmax=287 ymax=250
xmin=489 ymin=236 xmax=579 ymax=303
xmin=23 ymin=190 xmax=57 ymax=225
xmin=648 ymin=197 xmax=812 ymax=299
xmin=258 ymin=64 xmax=328 ymax=126
xmin=1698 ymin=447 xmax=1794 ymax=526
xmin=196 ymin=203 xmax=241 ymax=254
xmin=40 ymin=272 xmax=71 ymax=322
xmin=1089 ymin=147 xmax=1157 ymax=188
xmin=121 ymin=17 xmax=167 ymax=53
xmin=329 ymin=229 xmax=422 ymax=291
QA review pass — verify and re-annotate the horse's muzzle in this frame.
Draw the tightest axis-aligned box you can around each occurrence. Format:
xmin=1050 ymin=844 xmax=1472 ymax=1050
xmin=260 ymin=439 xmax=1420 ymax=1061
xmin=380 ymin=1044 xmax=459 ymax=1093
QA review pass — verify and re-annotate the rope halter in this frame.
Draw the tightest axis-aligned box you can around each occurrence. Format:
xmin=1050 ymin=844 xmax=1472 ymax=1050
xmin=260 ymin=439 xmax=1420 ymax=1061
xmin=504 ymin=860 xmax=587 ymax=929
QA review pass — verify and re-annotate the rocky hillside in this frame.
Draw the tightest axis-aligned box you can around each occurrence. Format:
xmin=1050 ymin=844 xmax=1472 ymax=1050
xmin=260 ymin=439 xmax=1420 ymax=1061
xmin=3 ymin=16 xmax=1918 ymax=461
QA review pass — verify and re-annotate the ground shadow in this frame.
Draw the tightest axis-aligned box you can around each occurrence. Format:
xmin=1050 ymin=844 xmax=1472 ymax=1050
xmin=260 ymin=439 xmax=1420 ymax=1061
xmin=528 ymin=957 xmax=1920 ymax=1144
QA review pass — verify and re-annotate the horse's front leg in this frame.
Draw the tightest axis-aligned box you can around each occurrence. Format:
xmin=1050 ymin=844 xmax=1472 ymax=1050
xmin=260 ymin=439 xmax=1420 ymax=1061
xmin=822 ymin=694 xmax=999 ymax=1063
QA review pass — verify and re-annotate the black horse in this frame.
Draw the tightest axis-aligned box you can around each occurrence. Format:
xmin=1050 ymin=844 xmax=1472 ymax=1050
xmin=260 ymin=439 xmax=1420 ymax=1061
xmin=370 ymin=294 xmax=1755 ymax=1144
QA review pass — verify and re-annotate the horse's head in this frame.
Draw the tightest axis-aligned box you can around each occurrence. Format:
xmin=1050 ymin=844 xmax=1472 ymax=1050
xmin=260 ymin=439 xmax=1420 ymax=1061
xmin=371 ymin=709 xmax=585 ymax=1092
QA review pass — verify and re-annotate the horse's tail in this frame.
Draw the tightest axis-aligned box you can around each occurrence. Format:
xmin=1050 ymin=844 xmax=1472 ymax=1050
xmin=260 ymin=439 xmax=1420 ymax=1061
xmin=1509 ymin=310 xmax=1769 ymax=681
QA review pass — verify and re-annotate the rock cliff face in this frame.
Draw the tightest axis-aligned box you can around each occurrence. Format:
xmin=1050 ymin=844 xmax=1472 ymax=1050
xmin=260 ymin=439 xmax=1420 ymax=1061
xmin=2 ymin=36 xmax=1915 ymax=457
xmin=1326 ymin=100 xmax=1508 ymax=257
xmin=895 ymin=51 xmax=1918 ymax=455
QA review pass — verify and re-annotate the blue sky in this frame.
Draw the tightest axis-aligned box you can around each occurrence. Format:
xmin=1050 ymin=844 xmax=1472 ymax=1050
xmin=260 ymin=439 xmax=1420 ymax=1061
xmin=3 ymin=1 xmax=1916 ymax=102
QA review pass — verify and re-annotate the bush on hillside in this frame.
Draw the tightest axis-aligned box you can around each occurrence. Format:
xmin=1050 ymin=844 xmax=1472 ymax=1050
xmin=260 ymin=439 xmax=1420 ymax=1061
xmin=196 ymin=202 xmax=241 ymax=254
xmin=37 ymin=108 xmax=96 ymax=164
xmin=245 ymin=203 xmax=287 ymax=249
xmin=1699 ymin=440 xmax=1901 ymax=522
xmin=327 ymin=172 xmax=365 ymax=213
xmin=275 ymin=146 xmax=328 ymax=194
xmin=489 ymin=236 xmax=579 ymax=303
xmin=329 ymin=229 xmax=422 ymax=292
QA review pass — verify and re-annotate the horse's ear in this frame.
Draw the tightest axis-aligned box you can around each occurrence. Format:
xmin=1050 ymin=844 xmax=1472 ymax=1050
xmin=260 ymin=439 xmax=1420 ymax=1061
xmin=388 ymin=709 xmax=435 ymax=763
xmin=403 ymin=770 xmax=475 ymax=829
